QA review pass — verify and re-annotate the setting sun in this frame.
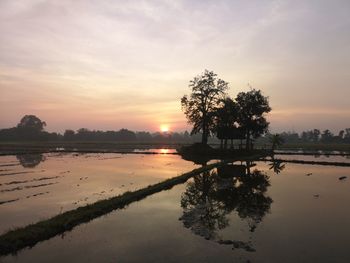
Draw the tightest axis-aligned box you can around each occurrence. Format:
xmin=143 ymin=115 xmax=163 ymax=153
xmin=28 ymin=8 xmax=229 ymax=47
xmin=160 ymin=124 xmax=169 ymax=132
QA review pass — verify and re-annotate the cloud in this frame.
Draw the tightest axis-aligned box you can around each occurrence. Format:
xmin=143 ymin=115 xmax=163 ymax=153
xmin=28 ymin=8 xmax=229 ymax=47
xmin=0 ymin=0 xmax=349 ymax=132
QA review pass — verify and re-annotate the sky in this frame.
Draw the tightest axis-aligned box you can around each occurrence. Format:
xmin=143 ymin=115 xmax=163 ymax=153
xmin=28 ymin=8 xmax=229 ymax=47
xmin=0 ymin=0 xmax=349 ymax=133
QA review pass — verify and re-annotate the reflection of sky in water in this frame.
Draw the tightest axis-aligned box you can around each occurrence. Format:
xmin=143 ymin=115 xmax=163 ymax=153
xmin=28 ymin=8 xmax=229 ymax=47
xmin=0 ymin=152 xmax=198 ymax=234
xmin=1 ymin=160 xmax=350 ymax=262
xmin=133 ymin=148 xmax=178 ymax=154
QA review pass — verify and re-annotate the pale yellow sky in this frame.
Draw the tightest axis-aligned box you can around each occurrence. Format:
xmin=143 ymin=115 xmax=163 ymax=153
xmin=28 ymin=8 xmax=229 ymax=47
xmin=0 ymin=0 xmax=349 ymax=133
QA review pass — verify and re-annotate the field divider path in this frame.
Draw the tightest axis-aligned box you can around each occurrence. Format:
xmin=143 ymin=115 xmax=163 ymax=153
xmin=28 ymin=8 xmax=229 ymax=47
xmin=0 ymin=159 xmax=238 ymax=256
xmin=260 ymin=158 xmax=350 ymax=167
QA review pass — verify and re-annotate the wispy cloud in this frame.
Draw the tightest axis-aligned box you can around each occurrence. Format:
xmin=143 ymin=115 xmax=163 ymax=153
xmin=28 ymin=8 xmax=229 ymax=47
xmin=0 ymin=0 xmax=349 ymax=132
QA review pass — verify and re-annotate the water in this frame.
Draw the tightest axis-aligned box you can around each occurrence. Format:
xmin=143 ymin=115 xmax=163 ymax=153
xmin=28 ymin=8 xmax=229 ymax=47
xmin=0 ymin=152 xmax=198 ymax=233
xmin=1 ymin=153 xmax=350 ymax=262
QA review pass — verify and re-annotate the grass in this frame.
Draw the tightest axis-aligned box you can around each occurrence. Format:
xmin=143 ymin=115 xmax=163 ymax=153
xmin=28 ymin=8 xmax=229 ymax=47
xmin=278 ymin=143 xmax=350 ymax=152
xmin=261 ymin=158 xmax=350 ymax=167
xmin=275 ymin=151 xmax=350 ymax=156
xmin=0 ymin=161 xmax=230 ymax=256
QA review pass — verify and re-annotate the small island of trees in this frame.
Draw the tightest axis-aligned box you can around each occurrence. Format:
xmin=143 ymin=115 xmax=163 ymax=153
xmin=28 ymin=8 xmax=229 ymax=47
xmin=181 ymin=70 xmax=271 ymax=153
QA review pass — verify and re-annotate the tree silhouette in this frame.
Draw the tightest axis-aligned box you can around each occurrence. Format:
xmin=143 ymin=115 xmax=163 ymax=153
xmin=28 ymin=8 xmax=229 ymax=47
xmin=180 ymin=164 xmax=272 ymax=250
xmin=215 ymin=97 xmax=238 ymax=149
xmin=321 ymin=129 xmax=334 ymax=143
xmin=17 ymin=115 xmax=46 ymax=132
xmin=63 ymin=129 xmax=75 ymax=141
xmin=268 ymin=159 xmax=286 ymax=174
xmin=16 ymin=154 xmax=45 ymax=168
xmin=301 ymin=129 xmax=320 ymax=142
xmin=269 ymin=133 xmax=284 ymax=151
xmin=9 ymin=115 xmax=51 ymax=141
xmin=235 ymin=89 xmax=271 ymax=150
xmin=181 ymin=70 xmax=228 ymax=144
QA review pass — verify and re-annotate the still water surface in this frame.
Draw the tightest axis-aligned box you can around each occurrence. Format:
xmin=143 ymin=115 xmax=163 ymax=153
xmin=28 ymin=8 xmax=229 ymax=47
xmin=0 ymin=152 xmax=198 ymax=233
xmin=0 ymin=153 xmax=350 ymax=262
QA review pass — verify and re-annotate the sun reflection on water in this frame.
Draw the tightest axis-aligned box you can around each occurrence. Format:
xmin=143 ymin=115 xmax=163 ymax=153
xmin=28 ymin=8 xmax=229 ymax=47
xmin=159 ymin=149 xmax=169 ymax=154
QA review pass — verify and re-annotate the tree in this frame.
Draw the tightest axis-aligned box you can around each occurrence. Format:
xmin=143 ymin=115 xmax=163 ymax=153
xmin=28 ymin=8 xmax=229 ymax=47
xmin=64 ymin=129 xmax=75 ymax=141
xmin=312 ymin=129 xmax=321 ymax=142
xmin=215 ymin=97 xmax=238 ymax=149
xmin=17 ymin=115 xmax=46 ymax=132
xmin=235 ymin=89 xmax=271 ymax=150
xmin=16 ymin=154 xmax=45 ymax=168
xmin=269 ymin=133 xmax=284 ymax=151
xmin=181 ymin=70 xmax=228 ymax=144
xmin=344 ymin=128 xmax=350 ymax=143
xmin=321 ymin=129 xmax=334 ymax=143
xmin=180 ymin=164 xmax=272 ymax=244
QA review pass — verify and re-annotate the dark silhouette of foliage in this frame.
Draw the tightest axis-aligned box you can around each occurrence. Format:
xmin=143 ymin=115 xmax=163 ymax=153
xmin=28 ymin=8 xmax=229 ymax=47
xmin=278 ymin=131 xmax=300 ymax=143
xmin=268 ymin=159 xmax=286 ymax=174
xmin=301 ymin=129 xmax=320 ymax=142
xmin=269 ymin=133 xmax=285 ymax=151
xmin=1 ymin=114 xmax=349 ymax=145
xmin=63 ymin=129 xmax=75 ymax=141
xmin=0 ymin=115 xmax=58 ymax=141
xmin=320 ymin=129 xmax=334 ymax=143
xmin=181 ymin=70 xmax=228 ymax=144
xmin=277 ymin=128 xmax=350 ymax=144
xmin=17 ymin=115 xmax=46 ymax=132
xmin=180 ymin=163 xmax=272 ymax=247
xmin=16 ymin=154 xmax=45 ymax=168
xmin=235 ymin=89 xmax=271 ymax=150
xmin=215 ymin=97 xmax=242 ymax=149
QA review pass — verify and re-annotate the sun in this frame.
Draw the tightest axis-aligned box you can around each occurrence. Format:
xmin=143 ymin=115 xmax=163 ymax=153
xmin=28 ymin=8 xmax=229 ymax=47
xmin=160 ymin=124 xmax=169 ymax=132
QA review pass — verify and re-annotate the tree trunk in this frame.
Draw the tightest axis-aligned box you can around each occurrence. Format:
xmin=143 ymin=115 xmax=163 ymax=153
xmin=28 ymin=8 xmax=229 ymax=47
xmin=201 ymin=132 xmax=207 ymax=144
xmin=246 ymin=131 xmax=250 ymax=151
xmin=202 ymin=117 xmax=207 ymax=144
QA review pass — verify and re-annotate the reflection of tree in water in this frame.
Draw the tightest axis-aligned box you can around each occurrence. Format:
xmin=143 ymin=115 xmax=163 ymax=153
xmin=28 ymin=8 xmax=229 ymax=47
xmin=268 ymin=159 xmax=286 ymax=174
xmin=180 ymin=170 xmax=228 ymax=240
xmin=180 ymin=162 xmax=272 ymax=251
xmin=16 ymin=154 xmax=45 ymax=168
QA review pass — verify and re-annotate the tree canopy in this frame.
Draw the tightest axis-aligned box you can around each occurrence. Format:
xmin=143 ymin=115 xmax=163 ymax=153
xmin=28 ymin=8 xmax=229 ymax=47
xmin=17 ymin=115 xmax=46 ymax=132
xmin=235 ymin=89 xmax=271 ymax=150
xmin=215 ymin=98 xmax=239 ymax=149
xmin=181 ymin=70 xmax=228 ymax=144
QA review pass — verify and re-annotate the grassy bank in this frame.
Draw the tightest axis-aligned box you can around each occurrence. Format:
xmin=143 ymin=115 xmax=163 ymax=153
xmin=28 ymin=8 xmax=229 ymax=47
xmin=0 ymin=161 xmax=229 ymax=256
xmin=261 ymin=158 xmax=350 ymax=167
xmin=275 ymin=151 xmax=350 ymax=156
xmin=278 ymin=143 xmax=350 ymax=152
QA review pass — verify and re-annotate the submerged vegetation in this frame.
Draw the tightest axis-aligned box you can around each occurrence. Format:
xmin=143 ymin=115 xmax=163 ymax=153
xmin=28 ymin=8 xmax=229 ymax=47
xmin=260 ymin=158 xmax=350 ymax=167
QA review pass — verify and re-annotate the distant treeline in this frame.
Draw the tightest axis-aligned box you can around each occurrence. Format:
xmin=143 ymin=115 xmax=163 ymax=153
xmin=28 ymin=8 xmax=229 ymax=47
xmin=265 ymin=129 xmax=350 ymax=144
xmin=0 ymin=115 xmax=206 ymax=143
xmin=61 ymin=128 xmax=200 ymax=142
xmin=0 ymin=115 xmax=349 ymax=144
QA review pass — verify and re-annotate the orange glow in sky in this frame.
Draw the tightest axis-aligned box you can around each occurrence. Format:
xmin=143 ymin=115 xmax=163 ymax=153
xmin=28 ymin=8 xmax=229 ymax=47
xmin=0 ymin=1 xmax=349 ymax=133
xmin=160 ymin=125 xmax=169 ymax=133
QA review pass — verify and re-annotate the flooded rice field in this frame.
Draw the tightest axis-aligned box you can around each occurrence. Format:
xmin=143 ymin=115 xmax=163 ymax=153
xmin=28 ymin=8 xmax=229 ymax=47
xmin=0 ymin=152 xmax=198 ymax=234
xmin=0 ymin=152 xmax=350 ymax=262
